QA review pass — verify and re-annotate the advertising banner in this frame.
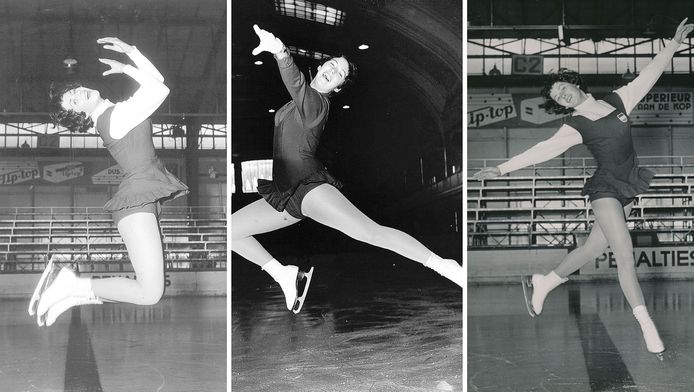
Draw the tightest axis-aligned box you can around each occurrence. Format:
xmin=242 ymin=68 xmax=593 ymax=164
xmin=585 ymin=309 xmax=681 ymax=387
xmin=43 ymin=162 xmax=85 ymax=183
xmin=630 ymin=92 xmax=693 ymax=125
xmin=91 ymin=165 xmax=125 ymax=185
xmin=0 ymin=162 xmax=41 ymax=185
xmin=580 ymin=246 xmax=694 ymax=275
xmin=468 ymin=92 xmax=694 ymax=128
xmin=467 ymin=93 xmax=518 ymax=128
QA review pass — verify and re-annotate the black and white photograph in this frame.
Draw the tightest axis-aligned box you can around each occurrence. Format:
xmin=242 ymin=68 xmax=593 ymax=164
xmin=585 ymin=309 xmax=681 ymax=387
xmin=0 ymin=1 xmax=226 ymax=391
xmin=231 ymin=1 xmax=462 ymax=391
xmin=468 ymin=0 xmax=694 ymax=390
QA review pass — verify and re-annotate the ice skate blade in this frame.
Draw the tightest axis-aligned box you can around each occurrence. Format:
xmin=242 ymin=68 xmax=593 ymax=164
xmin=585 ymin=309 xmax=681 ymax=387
xmin=291 ymin=267 xmax=314 ymax=314
xmin=28 ymin=255 xmax=57 ymax=316
xmin=521 ymin=275 xmax=537 ymax=318
xmin=654 ymin=350 xmax=666 ymax=361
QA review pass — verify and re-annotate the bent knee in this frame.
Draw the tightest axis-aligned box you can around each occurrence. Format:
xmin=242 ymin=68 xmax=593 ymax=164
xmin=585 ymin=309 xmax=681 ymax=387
xmin=135 ymin=278 xmax=165 ymax=305
xmin=138 ymin=286 xmax=164 ymax=305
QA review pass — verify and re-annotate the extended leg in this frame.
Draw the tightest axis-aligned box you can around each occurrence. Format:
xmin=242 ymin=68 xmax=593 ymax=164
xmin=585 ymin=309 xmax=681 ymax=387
xmin=591 ymin=199 xmax=643 ymax=307
xmin=591 ymin=198 xmax=663 ymax=354
xmin=301 ymin=184 xmax=462 ymax=286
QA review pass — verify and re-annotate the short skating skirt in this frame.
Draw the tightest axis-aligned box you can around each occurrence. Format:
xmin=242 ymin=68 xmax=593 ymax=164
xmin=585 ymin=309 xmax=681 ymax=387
xmin=583 ymin=166 xmax=653 ymax=206
xmin=257 ymin=170 xmax=343 ymax=219
xmin=105 ymin=164 xmax=189 ymax=213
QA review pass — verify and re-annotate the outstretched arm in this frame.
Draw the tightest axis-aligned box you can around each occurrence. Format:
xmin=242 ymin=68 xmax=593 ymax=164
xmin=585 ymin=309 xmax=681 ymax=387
xmin=616 ymin=18 xmax=694 ymax=114
xmin=472 ymin=125 xmax=583 ymax=180
xmin=98 ymin=37 xmax=169 ymax=140
xmin=252 ymin=24 xmax=326 ymax=127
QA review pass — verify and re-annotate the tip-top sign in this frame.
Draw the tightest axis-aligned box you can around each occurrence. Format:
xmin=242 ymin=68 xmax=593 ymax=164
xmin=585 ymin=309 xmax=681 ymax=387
xmin=0 ymin=162 xmax=40 ymax=185
xmin=468 ymin=94 xmax=518 ymax=128
xmin=43 ymin=162 xmax=84 ymax=183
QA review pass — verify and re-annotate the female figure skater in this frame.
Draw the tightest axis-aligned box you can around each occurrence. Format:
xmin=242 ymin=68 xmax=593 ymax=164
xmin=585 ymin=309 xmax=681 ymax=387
xmin=231 ymin=25 xmax=462 ymax=313
xmin=28 ymin=37 xmax=188 ymax=326
xmin=473 ymin=18 xmax=694 ymax=354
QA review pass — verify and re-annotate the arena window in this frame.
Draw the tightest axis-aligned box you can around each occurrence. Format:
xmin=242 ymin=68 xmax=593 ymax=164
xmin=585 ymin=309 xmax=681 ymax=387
xmin=0 ymin=122 xmax=223 ymax=150
xmin=286 ymin=45 xmax=332 ymax=61
xmin=241 ymin=159 xmax=273 ymax=193
xmin=468 ymin=37 xmax=693 ymax=76
xmin=274 ymin=0 xmax=345 ymax=27
xmin=198 ymin=123 xmax=227 ymax=150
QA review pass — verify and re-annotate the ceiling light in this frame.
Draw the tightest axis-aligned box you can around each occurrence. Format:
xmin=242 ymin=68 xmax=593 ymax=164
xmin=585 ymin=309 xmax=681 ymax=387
xmin=63 ymin=58 xmax=78 ymax=74
xmin=268 ymin=109 xmax=276 ymax=113
xmin=622 ymin=66 xmax=636 ymax=81
xmin=358 ymin=44 xmax=369 ymax=50
xmin=254 ymin=60 xmax=263 ymax=65
xmin=342 ymin=105 xmax=350 ymax=109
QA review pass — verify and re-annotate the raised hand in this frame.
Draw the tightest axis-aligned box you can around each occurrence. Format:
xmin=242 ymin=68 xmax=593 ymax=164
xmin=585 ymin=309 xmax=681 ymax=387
xmin=99 ymin=58 xmax=127 ymax=76
xmin=97 ymin=37 xmax=135 ymax=54
xmin=472 ymin=166 xmax=502 ymax=180
xmin=252 ymin=24 xmax=284 ymax=55
xmin=673 ymin=18 xmax=694 ymax=44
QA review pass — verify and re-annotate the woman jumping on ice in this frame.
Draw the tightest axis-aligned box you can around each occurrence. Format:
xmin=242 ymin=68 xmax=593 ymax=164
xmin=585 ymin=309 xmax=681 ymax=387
xmin=473 ymin=18 xmax=694 ymax=355
xmin=29 ymin=37 xmax=188 ymax=326
xmin=231 ymin=25 xmax=462 ymax=314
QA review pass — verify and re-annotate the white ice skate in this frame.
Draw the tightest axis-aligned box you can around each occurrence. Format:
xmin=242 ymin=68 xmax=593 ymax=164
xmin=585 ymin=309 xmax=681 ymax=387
xmin=28 ymin=255 xmax=59 ymax=317
xmin=35 ymin=266 xmax=97 ymax=326
xmin=633 ymin=305 xmax=665 ymax=355
xmin=521 ymin=272 xmax=567 ymax=318
xmin=40 ymin=294 xmax=103 ymax=327
xmin=262 ymin=260 xmax=316 ymax=313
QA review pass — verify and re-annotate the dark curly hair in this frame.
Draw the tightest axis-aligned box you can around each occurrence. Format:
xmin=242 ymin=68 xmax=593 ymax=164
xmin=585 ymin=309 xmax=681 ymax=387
xmin=327 ymin=55 xmax=357 ymax=96
xmin=539 ymin=68 xmax=588 ymax=115
xmin=48 ymin=82 xmax=94 ymax=133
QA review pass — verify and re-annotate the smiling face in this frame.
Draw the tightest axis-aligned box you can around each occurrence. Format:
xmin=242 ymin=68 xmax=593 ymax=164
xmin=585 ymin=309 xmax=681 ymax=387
xmin=60 ymin=86 xmax=102 ymax=115
xmin=549 ymin=82 xmax=587 ymax=108
xmin=310 ymin=57 xmax=349 ymax=94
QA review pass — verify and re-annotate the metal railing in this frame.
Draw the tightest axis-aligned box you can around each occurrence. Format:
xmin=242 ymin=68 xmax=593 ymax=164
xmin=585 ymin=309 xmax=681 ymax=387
xmin=0 ymin=206 xmax=226 ymax=273
xmin=468 ymin=156 xmax=694 ymax=248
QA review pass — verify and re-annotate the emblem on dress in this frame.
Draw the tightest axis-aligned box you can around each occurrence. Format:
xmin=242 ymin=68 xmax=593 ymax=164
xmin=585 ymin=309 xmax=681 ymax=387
xmin=617 ymin=113 xmax=628 ymax=123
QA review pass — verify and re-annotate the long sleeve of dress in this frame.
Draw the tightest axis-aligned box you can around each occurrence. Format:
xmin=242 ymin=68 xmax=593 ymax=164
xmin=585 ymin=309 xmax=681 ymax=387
xmin=276 ymin=54 xmax=328 ymax=128
xmin=109 ymin=48 xmax=170 ymax=140
xmin=127 ymin=46 xmax=165 ymax=82
xmin=616 ymin=39 xmax=681 ymax=114
xmin=497 ymin=125 xmax=583 ymax=175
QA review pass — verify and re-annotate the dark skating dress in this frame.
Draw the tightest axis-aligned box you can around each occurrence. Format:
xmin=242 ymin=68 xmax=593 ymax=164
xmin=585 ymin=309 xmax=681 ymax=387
xmin=564 ymin=93 xmax=653 ymax=206
xmin=257 ymin=52 xmax=342 ymax=218
xmin=96 ymin=106 xmax=189 ymax=220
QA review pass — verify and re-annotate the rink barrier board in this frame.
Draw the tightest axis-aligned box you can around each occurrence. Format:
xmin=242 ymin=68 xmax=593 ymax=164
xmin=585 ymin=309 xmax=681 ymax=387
xmin=0 ymin=270 xmax=226 ymax=298
xmin=469 ymin=246 xmax=694 ymax=283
